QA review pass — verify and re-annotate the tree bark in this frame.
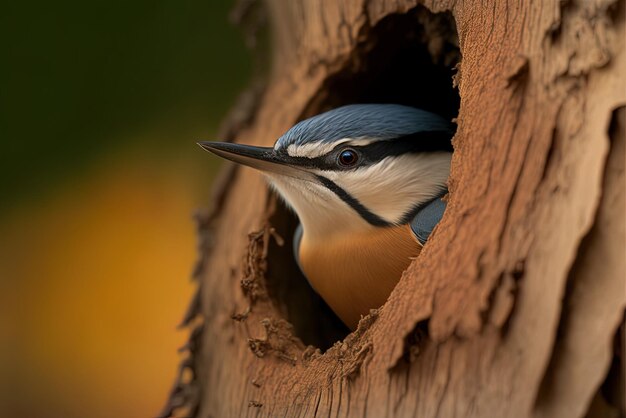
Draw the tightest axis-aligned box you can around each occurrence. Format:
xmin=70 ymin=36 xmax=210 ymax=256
xmin=162 ymin=1 xmax=625 ymax=417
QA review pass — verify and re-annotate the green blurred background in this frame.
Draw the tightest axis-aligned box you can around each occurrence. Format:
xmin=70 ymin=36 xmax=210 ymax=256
xmin=0 ymin=1 xmax=251 ymax=417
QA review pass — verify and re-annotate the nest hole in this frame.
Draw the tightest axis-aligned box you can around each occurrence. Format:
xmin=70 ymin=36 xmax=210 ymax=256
xmin=264 ymin=5 xmax=460 ymax=351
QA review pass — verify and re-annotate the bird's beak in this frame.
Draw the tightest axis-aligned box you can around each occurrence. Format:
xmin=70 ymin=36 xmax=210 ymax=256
xmin=197 ymin=141 xmax=314 ymax=181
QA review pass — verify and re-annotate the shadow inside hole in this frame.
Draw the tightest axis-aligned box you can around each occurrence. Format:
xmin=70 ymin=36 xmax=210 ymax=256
xmin=304 ymin=5 xmax=461 ymax=120
xmin=264 ymin=5 xmax=460 ymax=350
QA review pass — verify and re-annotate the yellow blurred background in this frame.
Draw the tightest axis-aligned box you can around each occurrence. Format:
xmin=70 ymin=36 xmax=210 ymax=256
xmin=0 ymin=2 xmax=250 ymax=417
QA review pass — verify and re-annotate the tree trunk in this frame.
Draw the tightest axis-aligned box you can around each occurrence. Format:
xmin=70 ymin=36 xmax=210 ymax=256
xmin=162 ymin=1 xmax=625 ymax=417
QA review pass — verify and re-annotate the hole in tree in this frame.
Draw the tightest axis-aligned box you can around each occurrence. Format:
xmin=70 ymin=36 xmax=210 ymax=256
xmin=264 ymin=5 xmax=460 ymax=351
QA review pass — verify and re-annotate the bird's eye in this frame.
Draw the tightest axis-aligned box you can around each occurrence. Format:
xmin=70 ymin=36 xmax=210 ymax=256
xmin=338 ymin=149 xmax=358 ymax=167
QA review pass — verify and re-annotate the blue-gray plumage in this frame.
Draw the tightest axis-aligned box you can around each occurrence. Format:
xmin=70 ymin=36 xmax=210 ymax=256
xmin=275 ymin=104 xmax=453 ymax=149
xmin=198 ymin=104 xmax=453 ymax=329
xmin=410 ymin=195 xmax=448 ymax=244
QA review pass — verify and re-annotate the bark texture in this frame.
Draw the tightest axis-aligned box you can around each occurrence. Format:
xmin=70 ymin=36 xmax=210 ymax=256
xmin=162 ymin=1 xmax=625 ymax=417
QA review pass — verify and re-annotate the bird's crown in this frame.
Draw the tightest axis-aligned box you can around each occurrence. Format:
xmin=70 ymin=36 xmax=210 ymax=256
xmin=274 ymin=104 xmax=453 ymax=155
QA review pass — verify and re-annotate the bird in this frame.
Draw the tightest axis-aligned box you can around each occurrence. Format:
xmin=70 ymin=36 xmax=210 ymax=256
xmin=198 ymin=104 xmax=453 ymax=330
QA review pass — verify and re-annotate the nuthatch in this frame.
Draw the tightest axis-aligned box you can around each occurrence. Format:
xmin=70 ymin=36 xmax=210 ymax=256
xmin=199 ymin=104 xmax=452 ymax=329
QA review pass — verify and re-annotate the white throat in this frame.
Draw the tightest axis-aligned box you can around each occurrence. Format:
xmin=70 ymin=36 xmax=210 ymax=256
xmin=265 ymin=174 xmax=373 ymax=242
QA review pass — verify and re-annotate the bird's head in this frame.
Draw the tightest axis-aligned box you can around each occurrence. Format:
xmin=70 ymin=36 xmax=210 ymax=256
xmin=199 ymin=104 xmax=453 ymax=240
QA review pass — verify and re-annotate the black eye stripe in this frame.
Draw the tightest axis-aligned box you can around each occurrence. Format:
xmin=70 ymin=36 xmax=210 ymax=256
xmin=354 ymin=130 xmax=453 ymax=160
xmin=277 ymin=130 xmax=452 ymax=170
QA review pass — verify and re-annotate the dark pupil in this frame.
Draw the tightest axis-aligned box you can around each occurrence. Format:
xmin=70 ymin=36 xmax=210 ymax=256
xmin=339 ymin=149 xmax=357 ymax=166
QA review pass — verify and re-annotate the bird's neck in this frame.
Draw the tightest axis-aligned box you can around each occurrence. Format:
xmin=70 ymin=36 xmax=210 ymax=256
xmin=298 ymin=211 xmax=375 ymax=242
xmin=299 ymin=224 xmax=420 ymax=329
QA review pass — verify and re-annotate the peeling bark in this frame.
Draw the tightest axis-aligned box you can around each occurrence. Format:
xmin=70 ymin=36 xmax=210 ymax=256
xmin=162 ymin=1 xmax=626 ymax=417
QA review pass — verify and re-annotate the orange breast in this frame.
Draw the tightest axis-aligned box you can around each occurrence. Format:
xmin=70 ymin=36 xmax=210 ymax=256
xmin=299 ymin=225 xmax=421 ymax=330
